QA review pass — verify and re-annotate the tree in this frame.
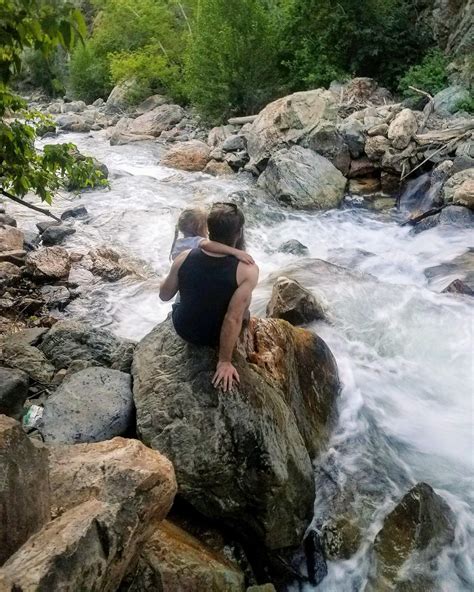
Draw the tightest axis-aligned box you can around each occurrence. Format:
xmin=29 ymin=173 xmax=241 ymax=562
xmin=184 ymin=0 xmax=280 ymax=122
xmin=0 ymin=0 xmax=107 ymax=219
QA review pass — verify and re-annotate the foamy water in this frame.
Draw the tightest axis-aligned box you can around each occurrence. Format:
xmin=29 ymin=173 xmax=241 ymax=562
xmin=10 ymin=130 xmax=473 ymax=590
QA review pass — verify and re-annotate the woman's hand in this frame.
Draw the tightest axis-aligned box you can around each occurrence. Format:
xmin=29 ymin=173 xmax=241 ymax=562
xmin=235 ymin=250 xmax=255 ymax=265
xmin=212 ymin=361 xmax=240 ymax=392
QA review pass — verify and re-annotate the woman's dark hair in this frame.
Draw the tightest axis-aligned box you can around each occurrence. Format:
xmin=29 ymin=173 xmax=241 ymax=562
xmin=207 ymin=202 xmax=245 ymax=247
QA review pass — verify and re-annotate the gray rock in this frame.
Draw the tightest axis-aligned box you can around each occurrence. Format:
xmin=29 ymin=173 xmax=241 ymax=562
xmin=40 ymin=285 xmax=71 ymax=310
xmin=39 ymin=367 xmax=134 ymax=443
xmin=0 ymin=261 xmax=22 ymax=286
xmin=207 ymin=125 xmax=236 ymax=147
xmin=135 ymin=94 xmax=168 ymax=114
xmin=224 ymin=150 xmax=249 ymax=170
xmin=132 ymin=316 xmax=340 ymax=552
xmin=23 ymin=230 xmax=40 ymax=251
xmin=439 ymin=205 xmax=474 ymax=227
xmin=25 ymin=246 xmax=71 ymax=280
xmin=442 ymin=167 xmax=474 ymax=208
xmin=0 ymin=367 xmax=29 ymax=418
xmin=54 ymin=113 xmax=91 ymax=133
xmin=105 ymin=80 xmax=136 ymax=113
xmin=222 ymin=134 xmax=246 ymax=152
xmin=266 ymin=276 xmax=326 ymax=325
xmin=61 ymin=205 xmax=88 ymax=220
xmin=40 ymin=320 xmax=135 ymax=372
xmin=337 ymin=119 xmax=366 ymax=158
xmin=433 ymin=86 xmax=470 ymax=115
xmin=387 ymin=109 xmax=418 ymax=150
xmin=41 ymin=224 xmax=76 ymax=246
xmin=258 ymin=146 xmax=347 ymax=210
xmin=61 ymin=100 xmax=86 ymax=113
xmin=278 ymin=240 xmax=309 ymax=256
xmin=300 ymin=122 xmax=351 ymax=176
xmin=92 ymin=98 xmax=104 ymax=107
xmin=370 ymin=483 xmax=455 ymax=590
xmin=442 ymin=278 xmax=474 ymax=295
xmin=0 ymin=214 xmax=16 ymax=227
xmin=129 ymin=104 xmax=185 ymax=137
xmin=0 ymin=341 xmax=55 ymax=384
xmin=0 ymin=416 xmax=51 ymax=564
xmin=36 ymin=221 xmax=58 ymax=234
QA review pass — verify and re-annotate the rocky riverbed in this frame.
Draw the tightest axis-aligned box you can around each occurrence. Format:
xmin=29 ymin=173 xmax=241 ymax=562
xmin=0 ymin=79 xmax=473 ymax=591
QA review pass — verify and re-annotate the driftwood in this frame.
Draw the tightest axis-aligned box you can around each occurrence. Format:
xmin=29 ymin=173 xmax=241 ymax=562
xmin=1 ymin=189 xmax=61 ymax=221
xmin=408 ymin=86 xmax=434 ymax=133
xmin=401 ymin=204 xmax=447 ymax=226
xmin=228 ymin=115 xmax=257 ymax=125
xmin=414 ymin=122 xmax=474 ymax=145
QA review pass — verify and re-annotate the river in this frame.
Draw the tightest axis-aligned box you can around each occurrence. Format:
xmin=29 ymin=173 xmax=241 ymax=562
xmin=11 ymin=131 xmax=474 ymax=591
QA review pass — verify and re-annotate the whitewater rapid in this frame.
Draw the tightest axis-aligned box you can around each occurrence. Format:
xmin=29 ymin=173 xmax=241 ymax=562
xmin=12 ymin=131 xmax=473 ymax=591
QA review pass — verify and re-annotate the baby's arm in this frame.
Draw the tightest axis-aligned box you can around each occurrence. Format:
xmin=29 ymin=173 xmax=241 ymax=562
xmin=200 ymin=239 xmax=255 ymax=265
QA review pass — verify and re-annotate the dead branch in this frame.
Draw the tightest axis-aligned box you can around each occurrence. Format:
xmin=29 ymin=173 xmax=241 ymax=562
xmin=1 ymin=189 xmax=61 ymax=221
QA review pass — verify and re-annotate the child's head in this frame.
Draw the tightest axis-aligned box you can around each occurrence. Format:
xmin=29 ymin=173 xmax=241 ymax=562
xmin=177 ymin=207 xmax=208 ymax=238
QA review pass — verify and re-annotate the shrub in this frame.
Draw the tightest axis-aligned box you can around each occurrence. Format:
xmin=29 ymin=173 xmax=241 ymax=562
xmin=398 ymin=49 xmax=449 ymax=97
xmin=68 ymin=42 xmax=112 ymax=103
xmin=455 ymin=95 xmax=474 ymax=114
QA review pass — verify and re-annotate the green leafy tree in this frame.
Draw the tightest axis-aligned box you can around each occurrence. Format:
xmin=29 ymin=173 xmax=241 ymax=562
xmin=398 ymin=49 xmax=449 ymax=97
xmin=185 ymin=0 xmax=280 ymax=122
xmin=0 ymin=0 xmax=107 ymax=219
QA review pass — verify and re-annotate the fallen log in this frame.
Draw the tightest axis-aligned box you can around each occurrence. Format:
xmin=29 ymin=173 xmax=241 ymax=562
xmin=400 ymin=204 xmax=447 ymax=226
xmin=227 ymin=115 xmax=257 ymax=125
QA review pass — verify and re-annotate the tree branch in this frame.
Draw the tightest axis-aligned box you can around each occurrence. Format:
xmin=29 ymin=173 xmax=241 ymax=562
xmin=1 ymin=189 xmax=61 ymax=221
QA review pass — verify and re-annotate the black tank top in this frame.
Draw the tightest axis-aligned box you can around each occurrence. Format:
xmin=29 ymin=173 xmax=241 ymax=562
xmin=172 ymin=249 xmax=239 ymax=346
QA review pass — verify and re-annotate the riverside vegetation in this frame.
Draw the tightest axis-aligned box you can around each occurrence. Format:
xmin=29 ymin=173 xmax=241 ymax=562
xmin=0 ymin=0 xmax=473 ymax=591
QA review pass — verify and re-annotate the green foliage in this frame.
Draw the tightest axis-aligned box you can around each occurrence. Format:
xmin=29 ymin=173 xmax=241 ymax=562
xmin=398 ymin=49 xmax=449 ymax=97
xmin=455 ymin=95 xmax=474 ymax=114
xmin=69 ymin=0 xmax=192 ymax=103
xmin=280 ymin=0 xmax=433 ymax=91
xmin=185 ymin=0 xmax=280 ymax=122
xmin=0 ymin=0 xmax=107 ymax=208
xmin=16 ymin=48 xmax=68 ymax=96
xmin=69 ymin=41 xmax=112 ymax=103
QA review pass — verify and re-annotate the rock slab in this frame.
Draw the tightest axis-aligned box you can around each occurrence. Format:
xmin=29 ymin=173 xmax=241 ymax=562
xmin=266 ymin=276 xmax=325 ymax=325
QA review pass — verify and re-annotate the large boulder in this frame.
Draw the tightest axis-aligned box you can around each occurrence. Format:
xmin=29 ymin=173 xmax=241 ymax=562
xmin=54 ymin=113 xmax=91 ymax=133
xmin=105 ymin=79 xmax=137 ymax=113
xmin=0 ymin=367 xmax=28 ymax=419
xmin=442 ymin=168 xmax=474 ymax=208
xmin=39 ymin=320 xmax=135 ymax=372
xmin=266 ymin=276 xmax=326 ymax=325
xmin=433 ymin=85 xmax=470 ymax=115
xmin=0 ymin=415 xmax=50 ymax=564
xmin=132 ymin=316 xmax=339 ymax=573
xmin=1 ymin=437 xmax=176 ymax=592
xmin=387 ymin=109 xmax=418 ymax=150
xmin=0 ymin=338 xmax=55 ymax=384
xmin=39 ymin=367 xmax=134 ymax=443
xmin=257 ymin=146 xmax=346 ymax=210
xmin=123 ymin=519 xmax=245 ymax=592
xmin=370 ymin=483 xmax=455 ymax=590
xmin=246 ymin=89 xmax=338 ymax=169
xmin=129 ymin=104 xmax=185 ymax=137
xmin=161 ymin=140 xmax=211 ymax=172
xmin=300 ymin=122 xmax=351 ymax=176
xmin=25 ymin=246 xmax=71 ymax=280
xmin=0 ymin=225 xmax=23 ymax=252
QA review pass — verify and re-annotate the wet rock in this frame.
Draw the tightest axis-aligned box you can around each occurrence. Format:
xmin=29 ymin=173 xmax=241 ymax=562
xmin=0 ymin=338 xmax=55 ymax=384
xmin=23 ymin=229 xmax=40 ymax=251
xmin=203 ymin=159 xmax=234 ymax=176
xmin=55 ymin=113 xmax=91 ymax=132
xmin=40 ymin=366 xmax=134 ymax=443
xmin=371 ymin=483 xmax=455 ymax=590
xmin=300 ymin=122 xmax=351 ymax=176
xmin=129 ymin=104 xmax=185 ymax=137
xmin=122 ymin=520 xmax=245 ymax=592
xmin=0 ymin=213 xmax=16 ymax=227
xmin=278 ymin=239 xmax=309 ymax=256
xmin=132 ymin=316 xmax=339 ymax=581
xmin=439 ymin=205 xmax=474 ymax=227
xmin=266 ymin=276 xmax=325 ymax=325
xmin=36 ymin=220 xmax=57 ymax=234
xmin=225 ymin=150 xmax=249 ymax=170
xmin=89 ymin=246 xmax=132 ymax=281
xmin=247 ymin=586 xmax=276 ymax=592
xmin=61 ymin=204 xmax=88 ymax=220
xmin=246 ymin=89 xmax=337 ymax=169
xmin=25 ymin=246 xmax=71 ymax=280
xmin=222 ymin=134 xmax=247 ymax=152
xmin=0 ymin=367 xmax=29 ymax=419
xmin=0 ymin=225 xmax=24 ymax=252
xmin=433 ymin=85 xmax=470 ymax=115
xmin=3 ymin=437 xmax=176 ymax=592
xmin=442 ymin=278 xmax=474 ymax=295
xmin=381 ymin=171 xmax=401 ymax=194
xmin=387 ymin=109 xmax=418 ymax=150
xmin=40 ymin=224 xmax=76 ymax=246
xmin=0 ymin=415 xmax=50 ymax=564
xmin=321 ymin=514 xmax=362 ymax=560
xmin=258 ymin=146 xmax=346 ymax=210
xmin=40 ymin=285 xmax=71 ymax=310
xmin=365 ymin=135 xmax=391 ymax=161
xmin=161 ymin=139 xmax=210 ymax=172
xmin=39 ymin=320 xmax=135 ymax=372
xmin=349 ymin=177 xmax=381 ymax=195
xmin=349 ymin=157 xmax=378 ymax=178
xmin=337 ymin=119 xmax=366 ymax=158
xmin=442 ymin=168 xmax=474 ymax=208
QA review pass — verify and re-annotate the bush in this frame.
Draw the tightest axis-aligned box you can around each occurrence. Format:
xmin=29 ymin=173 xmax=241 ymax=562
xmin=68 ymin=42 xmax=112 ymax=103
xmin=16 ymin=48 xmax=67 ymax=97
xmin=398 ymin=49 xmax=449 ymax=97
xmin=455 ymin=95 xmax=474 ymax=114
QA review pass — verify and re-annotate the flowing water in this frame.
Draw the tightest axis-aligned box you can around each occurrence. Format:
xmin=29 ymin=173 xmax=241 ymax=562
xmin=10 ymin=131 xmax=474 ymax=591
